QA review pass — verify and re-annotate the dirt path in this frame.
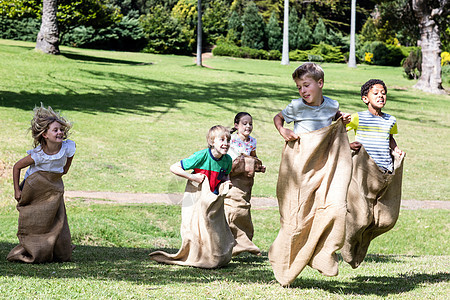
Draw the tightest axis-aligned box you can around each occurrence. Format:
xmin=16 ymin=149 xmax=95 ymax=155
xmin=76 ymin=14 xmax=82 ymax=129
xmin=65 ymin=191 xmax=450 ymax=210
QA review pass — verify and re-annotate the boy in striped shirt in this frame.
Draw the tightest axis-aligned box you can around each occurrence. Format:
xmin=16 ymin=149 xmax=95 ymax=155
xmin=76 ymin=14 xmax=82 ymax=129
xmin=347 ymin=79 xmax=404 ymax=173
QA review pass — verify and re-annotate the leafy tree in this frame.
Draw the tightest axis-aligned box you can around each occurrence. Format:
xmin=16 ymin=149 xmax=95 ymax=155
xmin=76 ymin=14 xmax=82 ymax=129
xmin=297 ymin=16 xmax=312 ymax=50
xmin=266 ymin=12 xmax=283 ymax=51
xmin=62 ymin=12 xmax=147 ymax=51
xmin=313 ymin=18 xmax=327 ymax=44
xmin=359 ymin=17 xmax=378 ymax=44
xmin=227 ymin=10 xmax=241 ymax=44
xmin=327 ymin=28 xmax=344 ymax=47
xmin=288 ymin=7 xmax=298 ymax=50
xmin=202 ymin=0 xmax=229 ymax=45
xmin=140 ymin=5 xmax=188 ymax=54
xmin=1 ymin=0 xmax=119 ymax=54
xmin=171 ymin=0 xmax=197 ymax=51
xmin=241 ymin=1 xmax=265 ymax=50
xmin=411 ymin=0 xmax=449 ymax=94
xmin=266 ymin=11 xmax=281 ymax=51
xmin=374 ymin=0 xmax=449 ymax=93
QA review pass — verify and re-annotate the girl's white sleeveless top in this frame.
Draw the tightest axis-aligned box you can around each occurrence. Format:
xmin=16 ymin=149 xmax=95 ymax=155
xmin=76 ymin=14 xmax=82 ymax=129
xmin=24 ymin=139 xmax=76 ymax=179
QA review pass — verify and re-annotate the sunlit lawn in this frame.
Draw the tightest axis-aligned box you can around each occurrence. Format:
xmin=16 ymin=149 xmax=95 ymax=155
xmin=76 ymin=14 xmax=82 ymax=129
xmin=0 ymin=39 xmax=449 ymax=299
xmin=0 ymin=39 xmax=449 ymax=202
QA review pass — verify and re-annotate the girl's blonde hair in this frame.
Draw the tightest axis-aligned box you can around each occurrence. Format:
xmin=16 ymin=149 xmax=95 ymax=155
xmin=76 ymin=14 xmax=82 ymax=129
xmin=207 ymin=125 xmax=231 ymax=148
xmin=30 ymin=104 xmax=72 ymax=147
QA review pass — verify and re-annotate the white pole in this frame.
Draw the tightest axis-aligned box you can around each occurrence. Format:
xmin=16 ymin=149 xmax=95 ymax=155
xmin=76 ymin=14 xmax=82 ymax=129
xmin=348 ymin=0 xmax=357 ymax=68
xmin=196 ymin=0 xmax=202 ymax=66
xmin=281 ymin=0 xmax=289 ymax=65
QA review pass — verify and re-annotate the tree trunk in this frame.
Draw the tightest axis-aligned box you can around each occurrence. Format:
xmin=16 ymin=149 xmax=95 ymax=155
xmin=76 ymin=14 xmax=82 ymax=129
xmin=281 ymin=0 xmax=289 ymax=65
xmin=412 ymin=0 xmax=445 ymax=94
xmin=196 ymin=0 xmax=202 ymax=66
xmin=35 ymin=0 xmax=60 ymax=54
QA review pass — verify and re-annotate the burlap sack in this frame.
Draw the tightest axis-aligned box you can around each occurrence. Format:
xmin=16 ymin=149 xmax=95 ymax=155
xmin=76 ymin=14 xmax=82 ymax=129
xmin=341 ymin=146 xmax=405 ymax=268
xmin=7 ymin=171 xmax=72 ymax=263
xmin=149 ymin=177 xmax=235 ymax=268
xmin=268 ymin=120 xmax=352 ymax=286
xmin=224 ymin=154 xmax=263 ymax=256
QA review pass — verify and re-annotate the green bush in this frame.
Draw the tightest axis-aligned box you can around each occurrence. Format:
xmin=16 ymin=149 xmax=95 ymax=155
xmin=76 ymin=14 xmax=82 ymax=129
xmin=289 ymin=49 xmax=309 ymax=61
xmin=0 ymin=16 xmax=40 ymax=41
xmin=62 ymin=14 xmax=147 ymax=51
xmin=310 ymin=43 xmax=344 ymax=63
xmin=442 ymin=65 xmax=450 ymax=84
xmin=402 ymin=48 xmax=422 ymax=79
xmin=213 ymin=41 xmax=279 ymax=60
xmin=289 ymin=44 xmax=345 ymax=63
xmin=359 ymin=41 xmax=406 ymax=66
xmin=268 ymin=49 xmax=281 ymax=60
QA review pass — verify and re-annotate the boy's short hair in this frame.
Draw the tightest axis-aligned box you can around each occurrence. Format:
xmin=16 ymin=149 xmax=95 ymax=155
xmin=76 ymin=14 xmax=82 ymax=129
xmin=361 ymin=79 xmax=387 ymax=99
xmin=207 ymin=125 xmax=231 ymax=147
xmin=292 ymin=62 xmax=324 ymax=82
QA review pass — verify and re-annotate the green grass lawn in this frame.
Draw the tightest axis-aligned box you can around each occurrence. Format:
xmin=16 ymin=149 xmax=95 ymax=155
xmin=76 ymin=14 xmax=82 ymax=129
xmin=0 ymin=202 xmax=448 ymax=299
xmin=0 ymin=39 xmax=449 ymax=298
xmin=0 ymin=39 xmax=449 ymax=202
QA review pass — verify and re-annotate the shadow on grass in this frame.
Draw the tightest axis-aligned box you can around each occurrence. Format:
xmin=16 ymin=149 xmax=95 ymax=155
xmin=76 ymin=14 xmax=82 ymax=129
xmin=1 ymin=241 xmax=448 ymax=296
xmin=0 ymin=242 xmax=271 ymax=284
xmin=291 ymin=272 xmax=449 ymax=296
xmin=62 ymin=51 xmax=152 ymax=66
xmin=0 ymin=60 xmax=380 ymax=121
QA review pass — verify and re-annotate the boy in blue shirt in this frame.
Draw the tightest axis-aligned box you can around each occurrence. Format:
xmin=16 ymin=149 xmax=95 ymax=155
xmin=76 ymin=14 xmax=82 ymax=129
xmin=274 ymin=62 xmax=351 ymax=139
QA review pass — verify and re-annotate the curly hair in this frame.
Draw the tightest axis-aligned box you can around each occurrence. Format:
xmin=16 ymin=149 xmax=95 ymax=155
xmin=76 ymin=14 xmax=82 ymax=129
xmin=360 ymin=79 xmax=387 ymax=100
xmin=292 ymin=62 xmax=324 ymax=82
xmin=30 ymin=104 xmax=72 ymax=147
xmin=207 ymin=125 xmax=231 ymax=148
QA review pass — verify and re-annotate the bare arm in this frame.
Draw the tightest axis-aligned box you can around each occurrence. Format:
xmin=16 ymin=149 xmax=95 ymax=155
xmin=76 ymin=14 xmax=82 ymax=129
xmin=274 ymin=112 xmax=299 ymax=141
xmin=63 ymin=156 xmax=74 ymax=175
xmin=390 ymin=135 xmax=404 ymax=155
xmin=170 ymin=161 xmax=205 ymax=183
xmin=13 ymin=155 xmax=35 ymax=200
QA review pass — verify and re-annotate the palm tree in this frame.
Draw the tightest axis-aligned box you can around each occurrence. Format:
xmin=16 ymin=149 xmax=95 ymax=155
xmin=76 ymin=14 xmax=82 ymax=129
xmin=35 ymin=0 xmax=59 ymax=54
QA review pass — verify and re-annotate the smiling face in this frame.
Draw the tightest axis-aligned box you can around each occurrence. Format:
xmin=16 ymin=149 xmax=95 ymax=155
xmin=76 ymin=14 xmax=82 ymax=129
xmin=210 ymin=134 xmax=230 ymax=158
xmin=235 ymin=114 xmax=253 ymax=139
xmin=42 ymin=121 xmax=65 ymax=144
xmin=294 ymin=76 xmax=324 ymax=106
xmin=363 ymin=84 xmax=387 ymax=115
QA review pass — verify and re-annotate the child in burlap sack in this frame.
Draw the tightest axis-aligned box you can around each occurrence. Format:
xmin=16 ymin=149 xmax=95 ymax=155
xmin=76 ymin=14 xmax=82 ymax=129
xmin=225 ymin=112 xmax=266 ymax=256
xmin=343 ymin=79 xmax=405 ymax=268
xmin=8 ymin=104 xmax=76 ymax=263
xmin=270 ymin=62 xmax=352 ymax=286
xmin=149 ymin=125 xmax=235 ymax=268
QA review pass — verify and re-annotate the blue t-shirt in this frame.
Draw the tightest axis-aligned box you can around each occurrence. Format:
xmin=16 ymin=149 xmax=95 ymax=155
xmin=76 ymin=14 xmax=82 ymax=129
xmin=282 ymin=96 xmax=339 ymax=134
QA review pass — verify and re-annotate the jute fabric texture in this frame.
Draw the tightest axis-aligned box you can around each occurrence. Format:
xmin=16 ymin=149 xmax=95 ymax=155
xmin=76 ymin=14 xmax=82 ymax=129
xmin=7 ymin=171 xmax=72 ymax=263
xmin=341 ymin=146 xmax=404 ymax=268
xmin=149 ymin=178 xmax=235 ymax=268
xmin=224 ymin=154 xmax=262 ymax=256
xmin=268 ymin=120 xmax=352 ymax=286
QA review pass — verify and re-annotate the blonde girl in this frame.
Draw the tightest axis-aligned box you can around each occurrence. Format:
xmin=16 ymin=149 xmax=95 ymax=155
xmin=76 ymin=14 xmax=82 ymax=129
xmin=8 ymin=104 xmax=76 ymax=263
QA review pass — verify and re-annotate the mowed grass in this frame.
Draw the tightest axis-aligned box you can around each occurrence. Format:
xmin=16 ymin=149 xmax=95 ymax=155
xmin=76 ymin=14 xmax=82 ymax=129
xmin=0 ymin=39 xmax=449 ymax=202
xmin=0 ymin=39 xmax=449 ymax=298
xmin=0 ymin=202 xmax=449 ymax=299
